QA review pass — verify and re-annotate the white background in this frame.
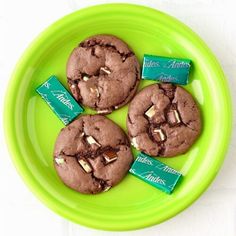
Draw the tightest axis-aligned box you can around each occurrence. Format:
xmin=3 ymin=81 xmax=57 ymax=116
xmin=1 ymin=0 xmax=236 ymax=235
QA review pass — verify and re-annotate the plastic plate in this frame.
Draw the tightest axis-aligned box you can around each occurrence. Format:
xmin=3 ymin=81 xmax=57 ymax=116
xmin=4 ymin=4 xmax=232 ymax=231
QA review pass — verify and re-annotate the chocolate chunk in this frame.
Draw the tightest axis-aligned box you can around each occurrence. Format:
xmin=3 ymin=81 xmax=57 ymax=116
xmin=103 ymin=150 xmax=118 ymax=164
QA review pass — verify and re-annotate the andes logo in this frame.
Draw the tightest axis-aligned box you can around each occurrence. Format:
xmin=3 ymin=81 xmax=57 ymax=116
xmin=140 ymin=171 xmax=166 ymax=185
xmin=165 ymin=60 xmax=190 ymax=69
xmin=51 ymin=90 xmax=74 ymax=110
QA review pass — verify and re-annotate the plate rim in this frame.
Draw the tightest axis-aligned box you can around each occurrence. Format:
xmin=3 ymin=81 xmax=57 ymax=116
xmin=3 ymin=3 xmax=233 ymax=231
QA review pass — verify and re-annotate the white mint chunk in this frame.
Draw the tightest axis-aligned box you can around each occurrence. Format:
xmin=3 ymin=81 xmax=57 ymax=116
xmin=103 ymin=186 xmax=111 ymax=192
xmin=100 ymin=67 xmax=111 ymax=74
xmin=90 ymin=88 xmax=100 ymax=98
xmin=153 ymin=128 xmax=166 ymax=141
xmin=97 ymin=109 xmax=109 ymax=114
xmin=145 ymin=105 xmax=156 ymax=118
xmin=86 ymin=136 xmax=101 ymax=147
xmin=173 ymin=110 xmax=181 ymax=123
xmin=83 ymin=76 xmax=89 ymax=81
xmin=131 ymin=137 xmax=140 ymax=150
xmin=78 ymin=159 xmax=92 ymax=173
xmin=55 ymin=157 xmax=64 ymax=165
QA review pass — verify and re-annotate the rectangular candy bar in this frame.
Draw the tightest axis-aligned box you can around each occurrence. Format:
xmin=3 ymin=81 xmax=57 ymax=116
xmin=36 ymin=75 xmax=83 ymax=125
xmin=142 ymin=54 xmax=191 ymax=85
xmin=129 ymin=152 xmax=182 ymax=194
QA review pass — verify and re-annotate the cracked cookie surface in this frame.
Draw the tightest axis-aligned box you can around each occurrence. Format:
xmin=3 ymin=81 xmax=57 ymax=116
xmin=67 ymin=35 xmax=140 ymax=114
xmin=54 ymin=115 xmax=133 ymax=194
xmin=127 ymin=83 xmax=201 ymax=157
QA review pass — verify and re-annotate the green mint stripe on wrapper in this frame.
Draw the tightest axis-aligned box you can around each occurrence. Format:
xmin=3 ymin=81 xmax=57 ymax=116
xmin=129 ymin=152 xmax=182 ymax=194
xmin=142 ymin=54 xmax=191 ymax=85
xmin=36 ymin=75 xmax=84 ymax=125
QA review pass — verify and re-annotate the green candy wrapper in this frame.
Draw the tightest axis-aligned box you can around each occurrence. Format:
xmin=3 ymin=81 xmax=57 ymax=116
xmin=129 ymin=152 xmax=182 ymax=194
xmin=36 ymin=75 xmax=83 ymax=125
xmin=142 ymin=54 xmax=191 ymax=85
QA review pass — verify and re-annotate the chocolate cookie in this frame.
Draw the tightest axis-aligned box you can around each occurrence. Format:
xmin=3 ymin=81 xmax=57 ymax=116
xmin=67 ymin=35 xmax=140 ymax=114
xmin=54 ymin=115 xmax=133 ymax=194
xmin=127 ymin=83 xmax=201 ymax=157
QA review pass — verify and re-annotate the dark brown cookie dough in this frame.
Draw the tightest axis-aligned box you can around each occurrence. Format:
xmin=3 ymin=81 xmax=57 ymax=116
xmin=54 ymin=115 xmax=133 ymax=194
xmin=67 ymin=35 xmax=140 ymax=114
xmin=127 ymin=83 xmax=201 ymax=157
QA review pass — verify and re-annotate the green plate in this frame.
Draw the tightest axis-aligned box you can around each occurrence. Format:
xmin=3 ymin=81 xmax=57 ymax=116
xmin=4 ymin=4 xmax=232 ymax=231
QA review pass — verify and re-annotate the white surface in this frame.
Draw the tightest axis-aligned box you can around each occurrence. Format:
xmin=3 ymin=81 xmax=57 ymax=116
xmin=1 ymin=0 xmax=236 ymax=235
